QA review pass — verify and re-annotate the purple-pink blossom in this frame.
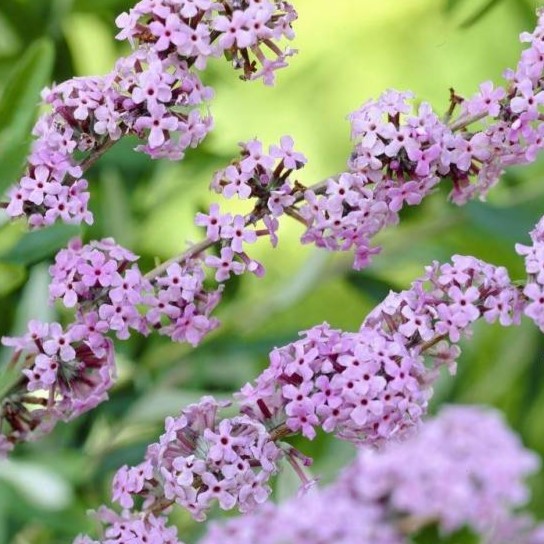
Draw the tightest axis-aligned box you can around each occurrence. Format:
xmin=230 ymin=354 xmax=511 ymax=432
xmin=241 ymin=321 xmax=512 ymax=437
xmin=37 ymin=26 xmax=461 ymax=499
xmin=110 ymin=397 xmax=283 ymax=520
xmin=199 ymin=406 xmax=541 ymax=544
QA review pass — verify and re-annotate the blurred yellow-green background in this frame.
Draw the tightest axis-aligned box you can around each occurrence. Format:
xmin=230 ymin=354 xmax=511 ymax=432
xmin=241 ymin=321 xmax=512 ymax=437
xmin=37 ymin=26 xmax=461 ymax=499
xmin=1 ymin=0 xmax=544 ymax=542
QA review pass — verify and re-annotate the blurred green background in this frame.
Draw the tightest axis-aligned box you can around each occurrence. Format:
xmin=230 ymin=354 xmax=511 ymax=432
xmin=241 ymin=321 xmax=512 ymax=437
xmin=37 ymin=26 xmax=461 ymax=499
xmin=1 ymin=0 xmax=544 ymax=542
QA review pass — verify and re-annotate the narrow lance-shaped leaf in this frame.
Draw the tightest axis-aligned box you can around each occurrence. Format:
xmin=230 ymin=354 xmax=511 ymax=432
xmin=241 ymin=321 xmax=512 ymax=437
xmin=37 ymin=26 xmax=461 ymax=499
xmin=0 ymin=38 xmax=55 ymax=193
xmin=0 ymin=223 xmax=81 ymax=267
xmin=460 ymin=0 xmax=505 ymax=29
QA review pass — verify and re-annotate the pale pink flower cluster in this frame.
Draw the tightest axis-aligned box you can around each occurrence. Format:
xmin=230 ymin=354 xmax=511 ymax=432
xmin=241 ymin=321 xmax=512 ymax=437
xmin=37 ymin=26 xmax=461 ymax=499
xmin=5 ymin=48 xmax=213 ymax=227
xmin=238 ymin=255 xmax=522 ymax=446
xmin=517 ymin=217 xmax=544 ymax=332
xmin=298 ymin=8 xmax=544 ymax=269
xmin=1 ymin=320 xmax=116 ymax=448
xmin=200 ymin=406 xmax=544 ymax=544
xmin=74 ymin=509 xmax=184 ymax=544
xmin=3 ymin=0 xmax=298 ymax=229
xmin=111 ymin=397 xmax=283 ymax=521
xmin=116 ymin=0 xmax=298 ymax=85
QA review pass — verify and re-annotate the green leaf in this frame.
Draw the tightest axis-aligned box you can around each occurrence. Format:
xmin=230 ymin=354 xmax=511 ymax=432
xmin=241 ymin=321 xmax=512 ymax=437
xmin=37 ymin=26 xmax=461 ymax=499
xmin=0 ymin=489 xmax=7 ymax=544
xmin=0 ymin=39 xmax=54 ymax=134
xmin=125 ymin=390 xmax=200 ymax=424
xmin=12 ymin=263 xmax=55 ymax=335
xmin=63 ymin=13 xmax=117 ymax=75
xmin=73 ymin=0 xmax=129 ymax=11
xmin=464 ymin=200 xmax=541 ymax=243
xmin=0 ymin=460 xmax=73 ymax=511
xmin=0 ymin=12 xmax=21 ymax=56
xmin=0 ymin=137 xmax=36 ymax=194
xmin=0 ymin=353 xmax=25 ymax=401
xmin=412 ymin=524 xmax=479 ymax=544
xmin=100 ymin=168 xmax=135 ymax=247
xmin=274 ymin=457 xmax=303 ymax=503
xmin=0 ymin=263 xmax=54 ymax=398
xmin=125 ymin=388 xmax=230 ymax=424
xmin=443 ymin=0 xmax=506 ymax=26
xmin=0 ymin=223 xmax=81 ymax=266
xmin=459 ymin=0 xmax=505 ymax=28
xmin=444 ymin=0 xmax=466 ymax=13
xmin=0 ymin=38 xmax=54 ymax=193
xmin=345 ymin=271 xmax=397 ymax=303
xmin=514 ymin=0 xmax=542 ymax=28
xmin=0 ymin=262 xmax=25 ymax=296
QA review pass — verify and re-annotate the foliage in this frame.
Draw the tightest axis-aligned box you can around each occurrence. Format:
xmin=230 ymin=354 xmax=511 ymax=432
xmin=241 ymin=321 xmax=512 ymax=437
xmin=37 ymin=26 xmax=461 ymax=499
xmin=1 ymin=0 xmax=544 ymax=542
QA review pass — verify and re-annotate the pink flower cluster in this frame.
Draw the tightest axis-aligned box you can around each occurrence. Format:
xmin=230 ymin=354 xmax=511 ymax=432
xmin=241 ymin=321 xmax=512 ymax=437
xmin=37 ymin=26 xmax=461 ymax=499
xmin=5 ymin=48 xmax=213 ymax=227
xmin=200 ymin=406 xmax=543 ymax=544
xmin=146 ymin=258 xmax=223 ymax=345
xmin=238 ymin=322 xmax=432 ymax=444
xmin=195 ymin=204 xmax=263 ymax=281
xmin=49 ymin=238 xmax=148 ymax=339
xmin=49 ymin=236 xmax=227 ymax=347
xmin=49 ymin=237 xmax=225 ymax=346
xmin=206 ymin=489 xmax=402 ymax=544
xmin=298 ymin=8 xmax=544 ymax=269
xmin=0 ymin=235 xmax=227 ymax=452
xmin=211 ymin=137 xmax=305 ymax=206
xmin=1 ymin=320 xmax=116 ymax=448
xmin=203 ymin=135 xmax=306 ymax=253
xmin=74 ymin=509 xmax=183 ymax=544
xmin=238 ymin=255 xmax=522 ymax=445
xmin=116 ymin=0 xmax=298 ymax=85
xmin=75 ymin=248 xmax=531 ymax=538
xmin=111 ymin=396 xmax=283 ymax=521
xmin=517 ymin=217 xmax=544 ymax=332
xmin=0 ymin=132 xmax=307 ymax=454
xmin=342 ymin=406 xmax=539 ymax=536
xmin=3 ymin=0 xmax=298 ymax=229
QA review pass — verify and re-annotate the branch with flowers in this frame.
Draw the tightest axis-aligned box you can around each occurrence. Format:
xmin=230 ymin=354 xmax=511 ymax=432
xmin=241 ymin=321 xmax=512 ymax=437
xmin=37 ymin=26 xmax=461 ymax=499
xmin=2 ymin=0 xmax=544 ymax=454
xmin=2 ymin=1 xmax=544 ymax=543
xmin=199 ymin=405 xmax=544 ymax=544
xmin=68 ymin=231 xmax=544 ymax=541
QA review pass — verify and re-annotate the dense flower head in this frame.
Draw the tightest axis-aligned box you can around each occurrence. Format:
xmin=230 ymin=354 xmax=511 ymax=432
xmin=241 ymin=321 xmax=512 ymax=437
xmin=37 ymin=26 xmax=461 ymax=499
xmin=299 ymin=92 xmax=477 ymax=269
xmin=366 ymin=254 xmax=523 ymax=362
xmin=145 ymin=258 xmax=222 ymax=346
xmin=210 ymin=136 xmax=305 ymax=211
xmin=298 ymin=82 xmax=513 ymax=269
xmin=116 ymin=0 xmax=298 ymax=85
xmin=341 ymin=405 xmax=540 ymax=534
xmin=0 ymin=320 xmax=116 ymax=452
xmin=49 ymin=237 xmax=149 ymax=340
xmin=49 ymin=237 xmax=224 ymax=347
xmin=200 ymin=405 xmax=542 ymax=544
xmin=238 ymin=255 xmax=522 ymax=446
xmin=202 ymin=491 xmax=402 ymax=544
xmin=298 ymin=10 xmax=544 ymax=270
xmin=4 ymin=47 xmax=213 ymax=228
xmin=50 ymin=237 xmax=138 ymax=304
xmin=517 ymin=217 xmax=544 ymax=331
xmin=238 ymin=323 xmax=432 ymax=445
xmin=111 ymin=396 xmax=284 ymax=520
xmin=73 ymin=509 xmax=184 ymax=544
